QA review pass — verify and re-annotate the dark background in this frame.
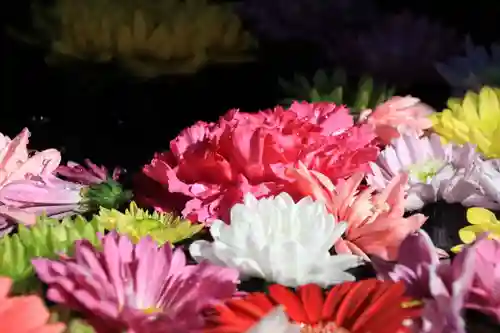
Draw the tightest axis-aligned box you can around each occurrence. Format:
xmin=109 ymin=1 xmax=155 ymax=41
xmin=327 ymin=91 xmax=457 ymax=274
xmin=3 ymin=0 xmax=500 ymax=172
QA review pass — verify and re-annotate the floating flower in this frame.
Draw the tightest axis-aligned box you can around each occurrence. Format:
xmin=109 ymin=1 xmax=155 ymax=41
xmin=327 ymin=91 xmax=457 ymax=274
xmin=372 ymin=229 xmax=443 ymax=298
xmin=0 ymin=215 xmax=103 ymax=294
xmin=358 ymin=95 xmax=435 ymax=144
xmin=141 ymin=102 xmax=378 ymax=223
xmin=190 ymin=192 xmax=363 ymax=287
xmin=0 ymin=175 xmax=86 ymax=226
xmin=288 ymin=162 xmax=426 ymax=260
xmin=56 ymin=159 xmax=121 ymax=185
xmin=430 ymin=86 xmax=500 ymax=158
xmin=56 ymin=160 xmax=130 ymax=211
xmin=451 ymin=207 xmax=500 ymax=252
xmin=0 ymin=128 xmax=60 ymax=188
xmin=95 ymin=201 xmax=203 ymax=245
xmin=420 ymin=247 xmax=475 ymax=333
xmin=0 ymin=128 xmax=69 ymax=229
xmin=468 ymin=158 xmax=500 ymax=205
xmin=204 ymin=279 xmax=421 ymax=333
xmin=236 ymin=0 xmax=379 ymax=44
xmin=372 ymin=229 xmax=476 ymax=333
xmin=464 ymin=237 xmax=500 ymax=322
xmin=436 ymin=37 xmax=500 ymax=95
xmin=366 ymin=132 xmax=500 ymax=211
xmin=32 ymin=0 xmax=255 ymax=77
xmin=33 ymin=232 xmax=239 ymax=333
xmin=0 ymin=276 xmax=65 ymax=333
xmin=0 ymin=129 xmax=116 ymax=228
xmin=333 ymin=11 xmax=460 ymax=86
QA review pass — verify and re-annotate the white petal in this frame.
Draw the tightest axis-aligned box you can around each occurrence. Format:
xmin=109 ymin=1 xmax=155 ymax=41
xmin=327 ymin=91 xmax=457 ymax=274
xmin=200 ymin=191 xmax=361 ymax=287
xmin=189 ymin=240 xmax=225 ymax=266
xmin=246 ymin=307 xmax=300 ymax=333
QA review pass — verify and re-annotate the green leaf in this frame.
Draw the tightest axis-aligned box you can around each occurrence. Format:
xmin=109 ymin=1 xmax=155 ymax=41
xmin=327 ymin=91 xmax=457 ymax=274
xmin=313 ymin=69 xmax=330 ymax=92
xmin=354 ymin=76 xmax=374 ymax=111
xmin=278 ymin=68 xmax=396 ymax=112
xmin=330 ymin=86 xmax=343 ymax=104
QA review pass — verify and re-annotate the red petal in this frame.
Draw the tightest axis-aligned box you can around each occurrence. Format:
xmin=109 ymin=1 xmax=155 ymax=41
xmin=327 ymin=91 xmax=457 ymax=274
xmin=321 ymin=280 xmax=421 ymax=333
xmin=333 ymin=279 xmax=379 ymax=327
xmin=351 ymin=282 xmax=420 ymax=332
xmin=226 ymin=297 xmax=269 ymax=322
xmin=297 ymin=284 xmax=324 ymax=324
xmin=322 ymin=281 xmax=354 ymax=319
xmin=244 ymin=293 xmax=275 ymax=314
xmin=268 ymin=284 xmax=308 ymax=323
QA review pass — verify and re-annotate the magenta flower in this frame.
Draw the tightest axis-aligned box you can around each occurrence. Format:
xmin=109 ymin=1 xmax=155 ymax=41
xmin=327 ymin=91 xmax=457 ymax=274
xmin=56 ymin=159 xmax=121 ymax=185
xmin=421 ymin=246 xmax=475 ymax=333
xmin=371 ymin=229 xmax=443 ymax=298
xmin=373 ymin=229 xmax=476 ymax=333
xmin=32 ymin=232 xmax=239 ymax=333
xmin=465 ymin=237 xmax=500 ymax=322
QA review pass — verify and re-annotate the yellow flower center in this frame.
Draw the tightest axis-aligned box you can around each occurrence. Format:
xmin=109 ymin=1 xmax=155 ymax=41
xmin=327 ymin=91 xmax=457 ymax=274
xmin=407 ymin=159 xmax=445 ymax=182
xmin=142 ymin=307 xmax=162 ymax=315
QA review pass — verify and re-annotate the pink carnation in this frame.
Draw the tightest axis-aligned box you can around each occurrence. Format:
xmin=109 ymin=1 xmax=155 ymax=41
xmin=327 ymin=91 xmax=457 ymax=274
xmin=140 ymin=102 xmax=379 ymax=223
xmin=358 ymin=96 xmax=434 ymax=145
xmin=287 ymin=162 xmax=427 ymax=261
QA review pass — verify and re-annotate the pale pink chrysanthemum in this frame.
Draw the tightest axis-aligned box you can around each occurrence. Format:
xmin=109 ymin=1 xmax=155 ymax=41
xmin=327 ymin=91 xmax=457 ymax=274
xmin=32 ymin=232 xmax=240 ymax=333
xmin=0 ymin=128 xmax=84 ymax=228
xmin=139 ymin=101 xmax=379 ymax=224
xmin=287 ymin=162 xmax=427 ymax=261
xmin=358 ymin=96 xmax=434 ymax=144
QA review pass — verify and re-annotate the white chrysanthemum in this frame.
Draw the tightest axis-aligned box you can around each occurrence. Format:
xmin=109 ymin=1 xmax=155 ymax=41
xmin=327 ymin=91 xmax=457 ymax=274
xmin=246 ymin=307 xmax=300 ymax=333
xmin=189 ymin=192 xmax=363 ymax=287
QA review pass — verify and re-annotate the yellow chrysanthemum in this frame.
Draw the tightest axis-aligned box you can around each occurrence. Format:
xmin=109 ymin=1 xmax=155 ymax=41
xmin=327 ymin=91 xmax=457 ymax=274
xmin=95 ymin=201 xmax=203 ymax=245
xmin=451 ymin=207 xmax=500 ymax=253
xmin=430 ymin=86 xmax=500 ymax=158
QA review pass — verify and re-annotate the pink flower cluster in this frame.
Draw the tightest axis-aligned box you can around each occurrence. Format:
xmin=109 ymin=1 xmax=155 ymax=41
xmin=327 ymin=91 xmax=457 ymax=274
xmin=140 ymin=101 xmax=384 ymax=223
xmin=21 ymin=96 xmax=500 ymax=333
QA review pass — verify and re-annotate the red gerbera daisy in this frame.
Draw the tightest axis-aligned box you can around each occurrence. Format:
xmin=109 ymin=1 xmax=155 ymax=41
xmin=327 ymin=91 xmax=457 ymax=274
xmin=204 ymin=279 xmax=421 ymax=333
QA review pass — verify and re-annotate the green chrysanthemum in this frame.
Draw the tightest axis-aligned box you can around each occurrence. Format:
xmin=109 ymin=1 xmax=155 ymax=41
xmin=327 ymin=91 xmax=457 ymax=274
xmin=0 ymin=215 xmax=103 ymax=294
xmin=279 ymin=68 xmax=396 ymax=114
xmin=83 ymin=179 xmax=133 ymax=210
xmin=95 ymin=201 xmax=204 ymax=245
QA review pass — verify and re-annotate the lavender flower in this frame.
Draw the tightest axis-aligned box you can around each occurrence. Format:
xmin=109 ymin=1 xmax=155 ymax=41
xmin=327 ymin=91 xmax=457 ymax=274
xmin=436 ymin=37 xmax=500 ymax=95
xmin=366 ymin=132 xmax=500 ymax=211
xmin=236 ymin=0 xmax=379 ymax=44
xmin=372 ymin=229 xmax=475 ymax=333
xmin=332 ymin=11 xmax=461 ymax=86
